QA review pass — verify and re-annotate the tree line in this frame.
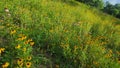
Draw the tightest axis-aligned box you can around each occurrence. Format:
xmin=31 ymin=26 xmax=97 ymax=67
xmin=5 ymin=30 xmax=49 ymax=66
xmin=76 ymin=0 xmax=120 ymax=19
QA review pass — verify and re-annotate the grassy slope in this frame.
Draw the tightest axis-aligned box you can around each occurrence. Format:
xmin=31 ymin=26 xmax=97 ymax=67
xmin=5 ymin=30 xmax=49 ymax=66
xmin=0 ymin=0 xmax=120 ymax=68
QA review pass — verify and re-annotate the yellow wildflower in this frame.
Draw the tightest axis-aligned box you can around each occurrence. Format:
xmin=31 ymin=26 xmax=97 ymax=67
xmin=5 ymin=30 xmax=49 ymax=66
xmin=30 ymin=42 xmax=34 ymax=46
xmin=24 ymin=39 xmax=33 ymax=45
xmin=18 ymin=34 xmax=24 ymax=37
xmin=118 ymin=58 xmax=120 ymax=64
xmin=17 ymin=58 xmax=23 ymax=65
xmin=0 ymin=48 xmax=5 ymax=52
xmin=105 ymin=53 xmax=112 ymax=58
xmin=0 ymin=48 xmax=5 ymax=54
xmin=17 ymin=38 xmax=23 ymax=41
xmin=10 ymin=30 xmax=16 ymax=35
xmin=0 ymin=50 xmax=2 ymax=54
xmin=109 ymin=50 xmax=113 ymax=54
xmin=2 ymin=62 xmax=9 ymax=68
xmin=28 ymin=39 xmax=32 ymax=42
xmin=23 ymin=48 xmax=26 ymax=52
xmin=22 ymin=36 xmax=27 ymax=40
xmin=19 ymin=62 xmax=23 ymax=67
xmin=15 ymin=44 xmax=21 ymax=49
xmin=27 ymin=56 xmax=32 ymax=61
xmin=55 ymin=64 xmax=59 ymax=68
xmin=26 ymin=62 xmax=31 ymax=68
xmin=17 ymin=36 xmax=27 ymax=41
xmin=24 ymin=41 xmax=29 ymax=44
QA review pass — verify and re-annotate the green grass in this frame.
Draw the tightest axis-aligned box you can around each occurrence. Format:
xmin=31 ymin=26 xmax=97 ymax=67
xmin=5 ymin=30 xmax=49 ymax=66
xmin=0 ymin=0 xmax=120 ymax=68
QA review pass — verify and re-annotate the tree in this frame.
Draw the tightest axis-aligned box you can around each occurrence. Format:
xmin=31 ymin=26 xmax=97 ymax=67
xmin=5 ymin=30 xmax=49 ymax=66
xmin=115 ymin=4 xmax=120 ymax=10
xmin=111 ymin=8 xmax=119 ymax=16
xmin=76 ymin=0 xmax=104 ymax=9
xmin=103 ymin=2 xmax=120 ymax=18
xmin=103 ymin=2 xmax=114 ymax=15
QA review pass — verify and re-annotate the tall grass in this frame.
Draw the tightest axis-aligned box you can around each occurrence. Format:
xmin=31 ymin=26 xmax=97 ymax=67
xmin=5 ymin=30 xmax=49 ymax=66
xmin=0 ymin=0 xmax=120 ymax=68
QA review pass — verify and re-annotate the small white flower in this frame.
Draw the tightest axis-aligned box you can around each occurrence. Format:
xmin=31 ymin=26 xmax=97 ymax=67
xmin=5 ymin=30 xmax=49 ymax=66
xmin=7 ymin=13 xmax=11 ymax=17
xmin=4 ymin=8 xmax=9 ymax=13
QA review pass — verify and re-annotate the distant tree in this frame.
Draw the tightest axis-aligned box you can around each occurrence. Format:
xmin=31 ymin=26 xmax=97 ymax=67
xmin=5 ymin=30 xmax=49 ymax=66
xmin=76 ymin=0 xmax=104 ymax=9
xmin=111 ymin=8 xmax=119 ymax=16
xmin=114 ymin=4 xmax=120 ymax=18
xmin=103 ymin=2 xmax=114 ymax=15
xmin=76 ymin=0 xmax=120 ymax=18
xmin=116 ymin=12 xmax=120 ymax=18
xmin=103 ymin=1 xmax=120 ymax=18
xmin=114 ymin=4 xmax=120 ymax=10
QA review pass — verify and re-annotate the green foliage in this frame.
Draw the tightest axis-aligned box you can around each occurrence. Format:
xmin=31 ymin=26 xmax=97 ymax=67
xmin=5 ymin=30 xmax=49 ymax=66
xmin=103 ymin=2 xmax=120 ymax=18
xmin=0 ymin=13 xmax=34 ymax=67
xmin=0 ymin=0 xmax=120 ymax=68
xmin=76 ymin=0 xmax=104 ymax=9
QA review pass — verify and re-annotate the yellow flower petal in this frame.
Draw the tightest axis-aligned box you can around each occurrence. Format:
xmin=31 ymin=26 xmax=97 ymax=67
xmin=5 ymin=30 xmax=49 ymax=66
xmin=17 ymin=58 xmax=23 ymax=65
xmin=15 ymin=44 xmax=21 ymax=49
xmin=2 ymin=62 xmax=9 ymax=68
xmin=26 ymin=62 xmax=31 ymax=68
xmin=30 ymin=42 xmax=34 ymax=46
xmin=23 ymin=48 xmax=26 ymax=52
xmin=27 ymin=56 xmax=32 ymax=61
xmin=10 ymin=30 xmax=16 ymax=35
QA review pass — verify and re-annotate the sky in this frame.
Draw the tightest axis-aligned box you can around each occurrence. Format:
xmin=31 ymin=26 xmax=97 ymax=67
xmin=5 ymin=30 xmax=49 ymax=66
xmin=104 ymin=0 xmax=120 ymax=5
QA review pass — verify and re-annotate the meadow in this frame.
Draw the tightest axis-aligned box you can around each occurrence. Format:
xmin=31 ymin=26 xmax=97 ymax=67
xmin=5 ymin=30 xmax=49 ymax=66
xmin=0 ymin=0 xmax=120 ymax=68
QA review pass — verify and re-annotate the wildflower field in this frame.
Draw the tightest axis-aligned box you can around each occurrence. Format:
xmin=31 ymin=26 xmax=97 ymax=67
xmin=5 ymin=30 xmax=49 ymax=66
xmin=0 ymin=0 xmax=120 ymax=68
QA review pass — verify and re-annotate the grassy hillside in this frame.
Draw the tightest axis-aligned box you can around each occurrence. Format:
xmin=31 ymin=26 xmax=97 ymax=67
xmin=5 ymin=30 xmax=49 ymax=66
xmin=0 ymin=0 xmax=120 ymax=68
